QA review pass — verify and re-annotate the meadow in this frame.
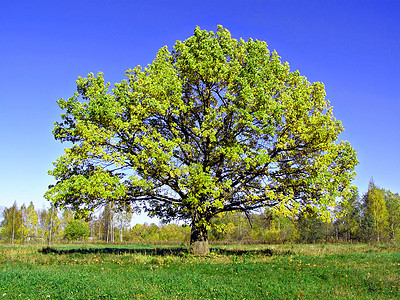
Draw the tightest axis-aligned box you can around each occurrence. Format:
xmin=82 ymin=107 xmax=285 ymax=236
xmin=0 ymin=243 xmax=399 ymax=299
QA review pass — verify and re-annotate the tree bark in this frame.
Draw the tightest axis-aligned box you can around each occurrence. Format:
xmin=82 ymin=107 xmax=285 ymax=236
xmin=11 ymin=208 xmax=15 ymax=246
xmin=392 ymin=223 xmax=395 ymax=240
xmin=190 ymin=219 xmax=209 ymax=255
xmin=48 ymin=216 xmax=53 ymax=246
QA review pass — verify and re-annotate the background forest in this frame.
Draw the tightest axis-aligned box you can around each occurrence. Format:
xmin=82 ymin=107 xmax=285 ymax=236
xmin=2 ymin=180 xmax=399 ymax=245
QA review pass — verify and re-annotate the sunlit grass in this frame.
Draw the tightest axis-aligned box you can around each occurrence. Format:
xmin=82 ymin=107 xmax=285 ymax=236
xmin=0 ymin=243 xmax=399 ymax=299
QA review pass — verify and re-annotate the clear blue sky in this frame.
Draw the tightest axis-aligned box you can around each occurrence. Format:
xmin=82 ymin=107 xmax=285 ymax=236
xmin=1 ymin=1 xmax=399 ymax=223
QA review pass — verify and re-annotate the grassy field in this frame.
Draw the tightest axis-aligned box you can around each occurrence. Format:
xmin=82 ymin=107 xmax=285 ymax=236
xmin=0 ymin=243 xmax=399 ymax=299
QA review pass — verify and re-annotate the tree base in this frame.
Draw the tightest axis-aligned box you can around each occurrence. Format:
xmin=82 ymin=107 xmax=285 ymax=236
xmin=190 ymin=240 xmax=210 ymax=256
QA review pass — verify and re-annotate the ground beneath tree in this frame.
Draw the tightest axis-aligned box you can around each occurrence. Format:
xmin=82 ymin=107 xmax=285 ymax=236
xmin=39 ymin=246 xmax=291 ymax=256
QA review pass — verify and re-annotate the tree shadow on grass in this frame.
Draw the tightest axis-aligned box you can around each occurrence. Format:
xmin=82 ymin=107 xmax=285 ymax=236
xmin=39 ymin=247 xmax=186 ymax=256
xmin=39 ymin=246 xmax=292 ymax=256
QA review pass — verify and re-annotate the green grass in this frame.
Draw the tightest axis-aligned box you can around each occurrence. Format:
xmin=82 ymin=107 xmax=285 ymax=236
xmin=0 ymin=243 xmax=399 ymax=299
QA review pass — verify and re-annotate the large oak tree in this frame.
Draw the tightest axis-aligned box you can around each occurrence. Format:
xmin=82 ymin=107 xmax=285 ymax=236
xmin=45 ymin=26 xmax=357 ymax=254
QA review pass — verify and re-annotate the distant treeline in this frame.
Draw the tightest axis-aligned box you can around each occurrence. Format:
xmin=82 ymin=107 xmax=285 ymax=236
xmin=1 ymin=180 xmax=399 ymax=245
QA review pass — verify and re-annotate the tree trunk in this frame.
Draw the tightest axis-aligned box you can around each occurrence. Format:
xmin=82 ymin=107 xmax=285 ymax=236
xmin=48 ymin=217 xmax=53 ymax=246
xmin=190 ymin=221 xmax=209 ymax=255
xmin=392 ymin=223 xmax=395 ymax=240
xmin=12 ymin=208 xmax=15 ymax=246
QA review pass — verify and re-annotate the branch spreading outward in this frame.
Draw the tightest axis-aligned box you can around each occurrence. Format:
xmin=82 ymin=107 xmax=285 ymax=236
xmin=45 ymin=26 xmax=358 ymax=251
